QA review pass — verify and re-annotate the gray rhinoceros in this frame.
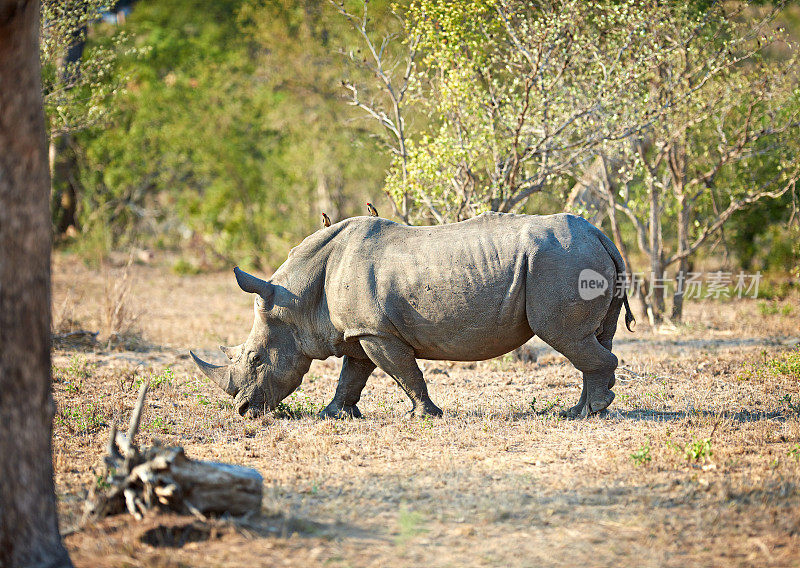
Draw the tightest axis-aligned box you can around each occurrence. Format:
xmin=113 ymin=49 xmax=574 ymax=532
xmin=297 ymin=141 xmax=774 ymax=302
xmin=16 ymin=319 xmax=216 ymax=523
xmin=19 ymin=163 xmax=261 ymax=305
xmin=190 ymin=212 xmax=634 ymax=419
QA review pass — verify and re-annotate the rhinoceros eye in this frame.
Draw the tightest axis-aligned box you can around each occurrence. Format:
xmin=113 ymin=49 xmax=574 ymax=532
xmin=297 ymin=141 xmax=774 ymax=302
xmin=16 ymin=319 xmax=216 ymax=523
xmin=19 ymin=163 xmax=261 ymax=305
xmin=249 ymin=352 xmax=261 ymax=365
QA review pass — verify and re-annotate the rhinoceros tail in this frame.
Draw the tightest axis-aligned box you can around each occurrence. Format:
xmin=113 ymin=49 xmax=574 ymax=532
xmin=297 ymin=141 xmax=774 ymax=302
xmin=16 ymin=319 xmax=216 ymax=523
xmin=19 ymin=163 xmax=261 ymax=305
xmin=622 ymin=294 xmax=635 ymax=332
xmin=595 ymin=227 xmax=635 ymax=332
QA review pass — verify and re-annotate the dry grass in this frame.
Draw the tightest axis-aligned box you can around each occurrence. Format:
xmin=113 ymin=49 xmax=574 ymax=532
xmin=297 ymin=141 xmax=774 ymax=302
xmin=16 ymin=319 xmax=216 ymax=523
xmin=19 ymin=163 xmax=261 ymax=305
xmin=51 ymin=253 xmax=800 ymax=567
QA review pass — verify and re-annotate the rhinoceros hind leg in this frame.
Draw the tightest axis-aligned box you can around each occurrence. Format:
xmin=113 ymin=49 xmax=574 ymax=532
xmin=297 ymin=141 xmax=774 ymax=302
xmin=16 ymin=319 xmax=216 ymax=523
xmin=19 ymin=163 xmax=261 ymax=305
xmin=546 ymin=334 xmax=618 ymax=418
xmin=358 ymin=335 xmax=443 ymax=418
xmin=559 ymin=384 xmax=587 ymax=419
xmin=596 ymin=296 xmax=623 ymax=390
xmin=319 ymin=356 xmax=374 ymax=419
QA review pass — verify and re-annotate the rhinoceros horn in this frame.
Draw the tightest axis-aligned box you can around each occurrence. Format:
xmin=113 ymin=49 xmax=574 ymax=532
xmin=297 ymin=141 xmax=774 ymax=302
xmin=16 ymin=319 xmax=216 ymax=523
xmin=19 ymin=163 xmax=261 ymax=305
xmin=190 ymin=351 xmax=237 ymax=395
xmin=234 ymin=267 xmax=274 ymax=302
xmin=219 ymin=344 xmax=243 ymax=361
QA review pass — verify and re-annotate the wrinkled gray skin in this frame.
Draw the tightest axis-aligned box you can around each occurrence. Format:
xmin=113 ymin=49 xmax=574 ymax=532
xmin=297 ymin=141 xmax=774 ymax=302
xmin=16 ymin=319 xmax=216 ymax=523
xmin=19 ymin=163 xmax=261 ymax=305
xmin=191 ymin=212 xmax=634 ymax=420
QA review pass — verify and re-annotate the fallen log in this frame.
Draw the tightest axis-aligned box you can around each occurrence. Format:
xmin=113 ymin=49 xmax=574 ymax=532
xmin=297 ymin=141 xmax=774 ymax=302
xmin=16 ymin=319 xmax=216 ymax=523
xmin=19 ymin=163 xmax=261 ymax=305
xmin=84 ymin=379 xmax=263 ymax=521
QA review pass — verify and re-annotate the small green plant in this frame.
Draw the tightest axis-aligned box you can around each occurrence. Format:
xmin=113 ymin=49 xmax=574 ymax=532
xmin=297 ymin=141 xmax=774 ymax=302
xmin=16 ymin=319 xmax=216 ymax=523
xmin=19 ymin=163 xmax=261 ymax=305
xmin=149 ymin=415 xmax=170 ymax=433
xmin=781 ymin=394 xmax=800 ymax=415
xmin=530 ymin=396 xmax=560 ymax=415
xmin=95 ymin=472 xmax=112 ymax=491
xmin=57 ymin=403 xmax=105 ymax=434
xmin=769 ymin=350 xmax=800 ymax=379
xmin=274 ymin=391 xmax=319 ymax=418
xmin=758 ymin=300 xmax=781 ymax=316
xmin=53 ymin=356 xmax=94 ymax=393
xmin=788 ymin=444 xmax=800 ymax=461
xmin=630 ymin=440 xmax=652 ymax=466
xmin=396 ymin=507 xmax=427 ymax=545
xmin=172 ymin=258 xmax=201 ymax=275
xmin=685 ymin=438 xmax=713 ymax=463
xmin=135 ymin=368 xmax=174 ymax=390
xmin=758 ymin=280 xmax=796 ymax=301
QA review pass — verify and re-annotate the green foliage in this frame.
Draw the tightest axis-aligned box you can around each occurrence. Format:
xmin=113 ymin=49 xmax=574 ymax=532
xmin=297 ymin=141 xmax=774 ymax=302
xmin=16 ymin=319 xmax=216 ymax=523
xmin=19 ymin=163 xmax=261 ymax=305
xmin=54 ymin=356 xmax=95 ymax=393
xmin=529 ymin=396 xmax=560 ymax=415
xmin=630 ymin=440 xmax=652 ymax=467
xmin=684 ymin=438 xmax=713 ymax=463
xmin=72 ymin=0 xmax=388 ymax=268
xmin=758 ymin=300 xmax=795 ymax=317
xmin=47 ymin=0 xmax=800 ymax=279
xmin=757 ymin=280 xmax=798 ymax=301
xmin=274 ymin=390 xmax=320 ymax=418
xmin=396 ymin=507 xmax=428 ymax=544
xmin=381 ymin=0 xmax=658 ymax=223
xmin=782 ymin=395 xmax=800 ymax=415
xmin=57 ymin=403 xmax=106 ymax=434
xmin=727 ymin=200 xmax=800 ymax=273
xmin=149 ymin=415 xmax=171 ymax=433
xmin=41 ymin=0 xmax=139 ymax=137
xmin=134 ymin=368 xmax=174 ymax=390
xmin=171 ymin=258 xmax=201 ymax=275
xmin=769 ymin=350 xmax=800 ymax=380
xmin=95 ymin=471 xmax=112 ymax=490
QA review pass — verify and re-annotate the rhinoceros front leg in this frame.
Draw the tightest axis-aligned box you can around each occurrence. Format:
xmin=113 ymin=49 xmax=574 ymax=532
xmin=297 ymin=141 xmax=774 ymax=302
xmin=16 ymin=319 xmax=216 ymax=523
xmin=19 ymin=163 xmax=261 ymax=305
xmin=358 ymin=335 xmax=443 ymax=418
xmin=319 ymin=356 xmax=376 ymax=419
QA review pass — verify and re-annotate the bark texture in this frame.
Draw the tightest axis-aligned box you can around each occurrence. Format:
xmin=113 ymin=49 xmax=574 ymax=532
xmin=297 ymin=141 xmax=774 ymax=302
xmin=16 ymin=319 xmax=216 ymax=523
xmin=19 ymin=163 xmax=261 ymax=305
xmin=0 ymin=1 xmax=73 ymax=566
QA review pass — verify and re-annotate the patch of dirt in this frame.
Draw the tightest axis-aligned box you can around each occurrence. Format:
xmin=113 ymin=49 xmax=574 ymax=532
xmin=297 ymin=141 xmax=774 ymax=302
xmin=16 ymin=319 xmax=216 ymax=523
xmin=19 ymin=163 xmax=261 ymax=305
xmin=53 ymin=253 xmax=800 ymax=567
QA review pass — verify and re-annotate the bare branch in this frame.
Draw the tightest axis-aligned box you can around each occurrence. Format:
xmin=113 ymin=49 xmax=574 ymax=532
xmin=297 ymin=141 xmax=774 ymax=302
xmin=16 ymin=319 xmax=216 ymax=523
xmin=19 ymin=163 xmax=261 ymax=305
xmin=127 ymin=377 xmax=150 ymax=447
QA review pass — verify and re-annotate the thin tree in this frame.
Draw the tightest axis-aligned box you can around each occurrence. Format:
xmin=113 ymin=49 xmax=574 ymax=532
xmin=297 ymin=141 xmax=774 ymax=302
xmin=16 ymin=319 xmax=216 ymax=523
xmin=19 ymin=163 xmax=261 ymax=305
xmin=0 ymin=0 xmax=73 ymax=565
xmin=335 ymin=0 xmax=661 ymax=225
xmin=604 ymin=2 xmax=800 ymax=324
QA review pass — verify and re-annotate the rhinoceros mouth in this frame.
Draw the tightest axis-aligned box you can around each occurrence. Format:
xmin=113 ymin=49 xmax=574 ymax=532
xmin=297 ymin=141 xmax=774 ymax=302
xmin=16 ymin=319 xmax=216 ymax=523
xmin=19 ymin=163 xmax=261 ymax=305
xmin=234 ymin=386 xmax=272 ymax=418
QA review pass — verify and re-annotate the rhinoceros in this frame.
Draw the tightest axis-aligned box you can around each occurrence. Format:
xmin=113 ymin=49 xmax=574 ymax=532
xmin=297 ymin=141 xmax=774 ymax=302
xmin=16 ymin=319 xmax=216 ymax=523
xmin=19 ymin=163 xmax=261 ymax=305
xmin=190 ymin=212 xmax=634 ymax=420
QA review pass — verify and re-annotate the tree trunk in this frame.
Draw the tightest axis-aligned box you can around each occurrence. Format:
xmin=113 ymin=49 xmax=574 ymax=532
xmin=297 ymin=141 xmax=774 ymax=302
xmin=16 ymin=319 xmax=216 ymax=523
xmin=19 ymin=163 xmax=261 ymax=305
xmin=647 ymin=177 xmax=665 ymax=325
xmin=49 ymin=22 xmax=86 ymax=237
xmin=50 ymin=134 xmax=79 ymax=235
xmin=0 ymin=1 xmax=73 ymax=566
xmin=671 ymin=194 xmax=691 ymax=321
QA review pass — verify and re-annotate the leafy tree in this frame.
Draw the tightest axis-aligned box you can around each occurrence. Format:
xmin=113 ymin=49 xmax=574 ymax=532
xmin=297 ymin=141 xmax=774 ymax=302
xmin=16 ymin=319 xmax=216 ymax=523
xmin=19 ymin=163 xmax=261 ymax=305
xmin=338 ymin=0 xmax=662 ymax=224
xmin=75 ymin=0 xmax=389 ymax=269
xmin=337 ymin=0 xmax=799 ymax=324
xmin=41 ymin=0 xmax=135 ymax=234
xmin=600 ymin=2 xmax=800 ymax=323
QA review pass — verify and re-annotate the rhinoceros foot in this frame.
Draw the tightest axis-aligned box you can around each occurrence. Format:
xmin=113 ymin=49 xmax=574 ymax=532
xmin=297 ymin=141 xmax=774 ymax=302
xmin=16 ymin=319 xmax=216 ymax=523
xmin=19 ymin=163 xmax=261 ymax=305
xmin=319 ymin=402 xmax=363 ymax=419
xmin=560 ymin=403 xmax=585 ymax=420
xmin=408 ymin=400 xmax=443 ymax=419
xmin=560 ymin=390 xmax=615 ymax=420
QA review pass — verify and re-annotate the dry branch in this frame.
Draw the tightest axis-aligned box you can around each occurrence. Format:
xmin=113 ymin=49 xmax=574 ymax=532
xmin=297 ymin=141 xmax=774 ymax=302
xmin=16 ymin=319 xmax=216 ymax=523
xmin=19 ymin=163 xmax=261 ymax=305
xmin=84 ymin=378 xmax=263 ymax=522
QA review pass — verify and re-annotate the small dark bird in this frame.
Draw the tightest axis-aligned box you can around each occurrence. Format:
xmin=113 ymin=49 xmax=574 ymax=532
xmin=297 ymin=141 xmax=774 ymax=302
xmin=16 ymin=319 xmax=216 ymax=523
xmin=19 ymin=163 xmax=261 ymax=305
xmin=366 ymin=202 xmax=378 ymax=217
xmin=321 ymin=212 xmax=331 ymax=228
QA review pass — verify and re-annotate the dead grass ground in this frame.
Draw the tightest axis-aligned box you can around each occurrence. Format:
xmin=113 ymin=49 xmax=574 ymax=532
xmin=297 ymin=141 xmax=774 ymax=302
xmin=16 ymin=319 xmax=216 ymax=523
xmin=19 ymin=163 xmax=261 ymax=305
xmin=52 ymin=253 xmax=800 ymax=567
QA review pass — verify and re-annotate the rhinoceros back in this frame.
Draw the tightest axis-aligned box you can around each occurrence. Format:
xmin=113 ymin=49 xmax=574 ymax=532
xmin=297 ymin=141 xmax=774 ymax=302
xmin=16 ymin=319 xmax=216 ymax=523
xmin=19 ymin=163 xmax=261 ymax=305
xmin=312 ymin=212 xmax=613 ymax=361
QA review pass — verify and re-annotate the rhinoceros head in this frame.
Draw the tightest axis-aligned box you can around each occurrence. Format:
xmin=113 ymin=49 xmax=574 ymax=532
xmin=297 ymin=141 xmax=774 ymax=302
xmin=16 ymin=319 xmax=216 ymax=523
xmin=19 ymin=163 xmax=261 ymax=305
xmin=190 ymin=267 xmax=311 ymax=418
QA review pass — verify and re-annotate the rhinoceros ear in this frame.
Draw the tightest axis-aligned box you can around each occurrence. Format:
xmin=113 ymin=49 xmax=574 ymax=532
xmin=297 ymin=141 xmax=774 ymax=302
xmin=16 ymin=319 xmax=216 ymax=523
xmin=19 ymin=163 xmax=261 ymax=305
xmin=234 ymin=267 xmax=275 ymax=307
xmin=219 ymin=344 xmax=243 ymax=362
